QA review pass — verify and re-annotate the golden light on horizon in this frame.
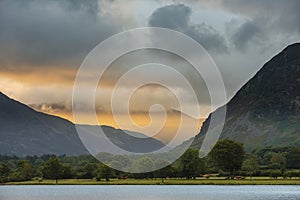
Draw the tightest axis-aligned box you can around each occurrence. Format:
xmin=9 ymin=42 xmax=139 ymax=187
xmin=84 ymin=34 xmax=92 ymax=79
xmin=1 ymin=70 xmax=206 ymax=145
xmin=33 ymin=108 xmax=205 ymax=145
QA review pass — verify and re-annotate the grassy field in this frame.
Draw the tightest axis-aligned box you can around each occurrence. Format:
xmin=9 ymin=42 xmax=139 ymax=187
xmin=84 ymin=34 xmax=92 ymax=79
xmin=3 ymin=177 xmax=300 ymax=185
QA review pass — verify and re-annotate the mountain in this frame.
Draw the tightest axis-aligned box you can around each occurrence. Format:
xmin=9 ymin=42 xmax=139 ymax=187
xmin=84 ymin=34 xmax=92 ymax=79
xmin=192 ymin=43 xmax=300 ymax=151
xmin=75 ymin=125 xmax=167 ymax=155
xmin=0 ymin=92 xmax=164 ymax=156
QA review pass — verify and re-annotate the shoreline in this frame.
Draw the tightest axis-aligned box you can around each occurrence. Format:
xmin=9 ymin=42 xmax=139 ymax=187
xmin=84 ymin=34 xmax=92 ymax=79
xmin=2 ymin=178 xmax=300 ymax=186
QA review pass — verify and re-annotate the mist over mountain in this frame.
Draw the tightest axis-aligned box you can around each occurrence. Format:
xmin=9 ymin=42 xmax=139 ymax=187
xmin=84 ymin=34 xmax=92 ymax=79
xmin=192 ymin=43 xmax=300 ymax=151
xmin=0 ymin=92 xmax=164 ymax=156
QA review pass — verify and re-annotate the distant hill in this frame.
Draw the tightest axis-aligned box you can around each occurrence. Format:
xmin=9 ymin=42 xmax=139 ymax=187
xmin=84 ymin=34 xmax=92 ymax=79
xmin=0 ymin=92 xmax=164 ymax=156
xmin=192 ymin=43 xmax=300 ymax=151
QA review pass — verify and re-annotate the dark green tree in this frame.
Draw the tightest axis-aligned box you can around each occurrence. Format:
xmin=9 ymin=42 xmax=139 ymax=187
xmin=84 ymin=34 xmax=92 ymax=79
xmin=286 ymin=147 xmax=300 ymax=169
xmin=178 ymin=148 xmax=204 ymax=179
xmin=242 ymin=155 xmax=259 ymax=179
xmin=113 ymin=155 xmax=132 ymax=169
xmin=17 ymin=160 xmax=35 ymax=181
xmin=42 ymin=156 xmax=63 ymax=184
xmin=270 ymin=153 xmax=286 ymax=175
xmin=96 ymin=164 xmax=114 ymax=181
xmin=0 ymin=163 xmax=11 ymax=183
xmin=109 ymin=160 xmax=124 ymax=177
xmin=133 ymin=156 xmax=154 ymax=173
xmin=153 ymin=159 xmax=173 ymax=182
xmin=81 ymin=163 xmax=97 ymax=179
xmin=209 ymin=139 xmax=245 ymax=177
xmin=61 ymin=164 xmax=75 ymax=179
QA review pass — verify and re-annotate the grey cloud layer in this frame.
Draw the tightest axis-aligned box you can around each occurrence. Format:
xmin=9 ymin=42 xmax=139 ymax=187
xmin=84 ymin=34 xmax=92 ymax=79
xmin=231 ymin=20 xmax=261 ymax=51
xmin=1 ymin=0 xmax=299 ymax=115
xmin=147 ymin=0 xmax=299 ymax=103
xmin=148 ymin=4 xmax=228 ymax=53
xmin=220 ymin=0 xmax=300 ymax=32
xmin=0 ymin=0 xmax=119 ymax=69
xmin=2 ymin=0 xmax=299 ymax=69
xmin=157 ymin=0 xmax=300 ymax=51
xmin=218 ymin=0 xmax=300 ymax=50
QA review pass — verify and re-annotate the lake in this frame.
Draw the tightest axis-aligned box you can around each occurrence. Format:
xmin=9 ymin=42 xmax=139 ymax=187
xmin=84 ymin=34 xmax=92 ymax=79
xmin=0 ymin=185 xmax=299 ymax=200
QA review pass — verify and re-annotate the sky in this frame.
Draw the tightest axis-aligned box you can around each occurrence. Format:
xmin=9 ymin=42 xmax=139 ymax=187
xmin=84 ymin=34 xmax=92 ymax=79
xmin=0 ymin=0 xmax=299 ymax=145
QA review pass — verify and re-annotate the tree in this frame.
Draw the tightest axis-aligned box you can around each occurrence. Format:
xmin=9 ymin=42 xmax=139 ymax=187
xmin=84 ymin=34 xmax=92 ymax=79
xmin=242 ymin=155 xmax=259 ymax=179
xmin=0 ymin=163 xmax=11 ymax=183
xmin=8 ymin=160 xmax=35 ymax=182
xmin=270 ymin=153 xmax=286 ymax=175
xmin=17 ymin=160 xmax=35 ymax=181
xmin=109 ymin=160 xmax=124 ymax=177
xmin=110 ymin=160 xmax=123 ymax=171
xmin=286 ymin=147 xmax=300 ymax=169
xmin=113 ymin=155 xmax=132 ymax=169
xmin=178 ymin=148 xmax=204 ymax=179
xmin=96 ymin=164 xmax=114 ymax=181
xmin=153 ymin=159 xmax=173 ymax=183
xmin=133 ymin=156 xmax=154 ymax=173
xmin=209 ymin=139 xmax=245 ymax=177
xmin=61 ymin=164 xmax=75 ymax=179
xmin=81 ymin=163 xmax=97 ymax=179
xmin=42 ymin=156 xmax=63 ymax=184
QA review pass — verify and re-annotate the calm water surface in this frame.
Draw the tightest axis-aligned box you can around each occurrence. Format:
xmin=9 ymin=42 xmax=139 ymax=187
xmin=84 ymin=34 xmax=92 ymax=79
xmin=0 ymin=185 xmax=299 ymax=200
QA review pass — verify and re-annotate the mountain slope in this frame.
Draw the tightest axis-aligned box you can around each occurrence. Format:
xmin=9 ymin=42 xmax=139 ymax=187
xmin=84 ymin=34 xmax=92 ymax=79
xmin=192 ymin=43 xmax=300 ymax=151
xmin=0 ymin=92 xmax=164 ymax=156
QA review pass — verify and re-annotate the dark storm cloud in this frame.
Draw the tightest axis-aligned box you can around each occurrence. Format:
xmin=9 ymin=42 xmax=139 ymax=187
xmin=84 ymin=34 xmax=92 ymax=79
xmin=165 ymin=0 xmax=300 ymax=50
xmin=220 ymin=0 xmax=300 ymax=31
xmin=0 ymin=0 xmax=119 ymax=69
xmin=185 ymin=24 xmax=228 ymax=53
xmin=220 ymin=0 xmax=300 ymax=50
xmin=149 ymin=4 xmax=191 ymax=31
xmin=231 ymin=20 xmax=260 ymax=51
xmin=148 ymin=4 xmax=228 ymax=53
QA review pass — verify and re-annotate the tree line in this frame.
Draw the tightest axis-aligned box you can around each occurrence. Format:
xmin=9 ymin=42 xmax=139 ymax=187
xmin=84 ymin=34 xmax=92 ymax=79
xmin=1 ymin=139 xmax=300 ymax=183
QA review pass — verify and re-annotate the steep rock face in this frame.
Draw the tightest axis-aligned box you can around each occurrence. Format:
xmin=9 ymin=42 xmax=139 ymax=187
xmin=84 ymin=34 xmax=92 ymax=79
xmin=192 ymin=43 xmax=300 ymax=151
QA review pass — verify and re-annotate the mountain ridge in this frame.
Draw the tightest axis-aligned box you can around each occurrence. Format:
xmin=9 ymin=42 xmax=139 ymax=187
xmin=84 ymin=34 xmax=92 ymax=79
xmin=192 ymin=43 xmax=300 ymax=151
xmin=0 ymin=92 xmax=165 ymax=156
